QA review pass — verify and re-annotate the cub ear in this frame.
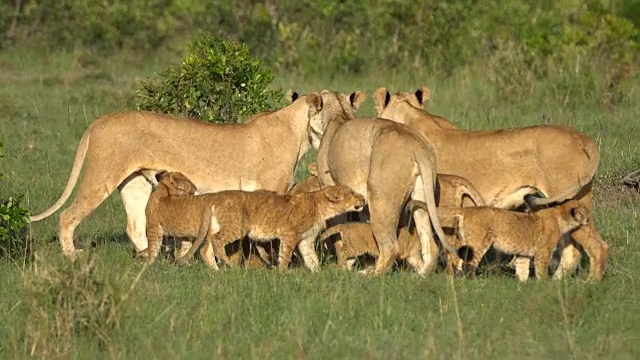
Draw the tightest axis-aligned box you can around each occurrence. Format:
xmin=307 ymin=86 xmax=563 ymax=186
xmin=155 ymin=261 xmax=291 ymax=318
xmin=373 ymin=87 xmax=390 ymax=115
xmin=415 ymin=86 xmax=431 ymax=106
xmin=306 ymin=92 xmax=323 ymax=112
xmin=307 ymin=162 xmax=318 ymax=176
xmin=348 ymin=90 xmax=366 ymax=110
xmin=324 ymin=186 xmax=344 ymax=203
xmin=286 ymin=89 xmax=299 ymax=103
xmin=155 ymin=170 xmax=169 ymax=183
xmin=570 ymin=205 xmax=589 ymax=224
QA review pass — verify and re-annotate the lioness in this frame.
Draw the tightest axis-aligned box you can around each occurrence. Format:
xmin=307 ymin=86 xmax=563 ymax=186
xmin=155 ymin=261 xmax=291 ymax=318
xmin=313 ymin=90 xmax=459 ymax=275
xmin=411 ymin=200 xmax=591 ymax=281
xmin=374 ymin=87 xmax=607 ymax=281
xmin=29 ymin=91 xmax=335 ymax=263
xmin=170 ymin=179 xmax=366 ymax=271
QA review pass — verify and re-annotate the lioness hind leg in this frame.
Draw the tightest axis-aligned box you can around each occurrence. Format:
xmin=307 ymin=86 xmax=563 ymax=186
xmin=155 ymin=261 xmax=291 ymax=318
xmin=59 ymin=176 xmax=115 ymax=257
xmin=367 ymin=188 xmax=403 ymax=275
xmin=119 ymin=174 xmax=153 ymax=253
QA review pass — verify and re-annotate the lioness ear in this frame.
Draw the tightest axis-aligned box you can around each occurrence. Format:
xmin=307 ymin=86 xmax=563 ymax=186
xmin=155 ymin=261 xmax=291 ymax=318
xmin=155 ymin=170 xmax=169 ymax=183
xmin=324 ymin=187 xmax=344 ymax=203
xmin=307 ymin=162 xmax=318 ymax=176
xmin=373 ymin=87 xmax=389 ymax=115
xmin=286 ymin=89 xmax=299 ymax=103
xmin=415 ymin=86 xmax=431 ymax=106
xmin=348 ymin=90 xmax=366 ymax=110
xmin=306 ymin=92 xmax=323 ymax=112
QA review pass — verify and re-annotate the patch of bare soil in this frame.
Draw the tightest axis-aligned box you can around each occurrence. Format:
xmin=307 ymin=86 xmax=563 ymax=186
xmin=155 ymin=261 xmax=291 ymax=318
xmin=595 ymin=175 xmax=639 ymax=208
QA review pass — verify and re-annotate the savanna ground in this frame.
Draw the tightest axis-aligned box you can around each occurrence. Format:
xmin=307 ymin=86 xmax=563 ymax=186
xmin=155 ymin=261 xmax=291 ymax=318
xmin=0 ymin=44 xmax=638 ymax=359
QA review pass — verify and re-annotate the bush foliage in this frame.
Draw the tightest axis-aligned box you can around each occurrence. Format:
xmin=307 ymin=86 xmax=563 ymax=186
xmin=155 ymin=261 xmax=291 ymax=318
xmin=135 ymin=33 xmax=282 ymax=123
xmin=0 ymin=143 xmax=30 ymax=259
xmin=1 ymin=1 xmax=638 ymax=107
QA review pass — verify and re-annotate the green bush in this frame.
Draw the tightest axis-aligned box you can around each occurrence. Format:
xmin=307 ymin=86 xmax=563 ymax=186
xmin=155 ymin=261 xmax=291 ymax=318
xmin=135 ymin=32 xmax=283 ymax=123
xmin=0 ymin=142 xmax=31 ymax=259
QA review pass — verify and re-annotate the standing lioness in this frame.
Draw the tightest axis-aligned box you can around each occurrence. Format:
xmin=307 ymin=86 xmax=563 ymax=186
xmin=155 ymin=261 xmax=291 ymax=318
xmin=314 ymin=90 xmax=459 ymax=275
xmin=28 ymin=91 xmax=339 ymax=262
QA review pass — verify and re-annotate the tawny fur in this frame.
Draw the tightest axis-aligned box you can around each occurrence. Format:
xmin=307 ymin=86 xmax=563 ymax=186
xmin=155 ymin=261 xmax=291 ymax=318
xmin=314 ymin=90 xmax=458 ymax=276
xmin=28 ymin=91 xmax=329 ymax=260
xmin=287 ymin=163 xmax=324 ymax=196
xmin=437 ymin=174 xmax=485 ymax=207
xmin=374 ymin=86 xmax=607 ymax=281
xmin=411 ymin=200 xmax=591 ymax=281
xmin=157 ymin=172 xmax=367 ymax=271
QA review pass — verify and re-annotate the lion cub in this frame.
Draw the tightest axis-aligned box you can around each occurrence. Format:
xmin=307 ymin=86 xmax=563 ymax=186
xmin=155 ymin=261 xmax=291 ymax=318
xmin=157 ymin=173 xmax=366 ymax=271
xmin=320 ymin=173 xmax=485 ymax=273
xmin=418 ymin=200 xmax=591 ymax=280
xmin=320 ymin=223 xmax=422 ymax=271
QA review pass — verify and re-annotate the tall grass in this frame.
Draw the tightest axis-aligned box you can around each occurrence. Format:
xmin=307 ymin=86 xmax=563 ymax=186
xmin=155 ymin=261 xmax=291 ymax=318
xmin=0 ymin=45 xmax=638 ymax=359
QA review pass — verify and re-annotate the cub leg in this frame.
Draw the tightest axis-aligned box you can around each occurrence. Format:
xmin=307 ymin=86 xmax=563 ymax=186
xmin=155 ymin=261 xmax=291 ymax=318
xmin=335 ymin=241 xmax=348 ymax=269
xmin=297 ymin=235 xmax=321 ymax=272
xmin=145 ymin=223 xmax=164 ymax=264
xmin=199 ymin=236 xmax=219 ymax=270
xmin=513 ymin=256 xmax=531 ymax=282
xmin=534 ymin=248 xmax=553 ymax=280
xmin=277 ymin=233 xmax=298 ymax=270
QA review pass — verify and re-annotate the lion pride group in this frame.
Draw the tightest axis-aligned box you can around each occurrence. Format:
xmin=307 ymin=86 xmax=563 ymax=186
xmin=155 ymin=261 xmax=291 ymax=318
xmin=30 ymin=87 xmax=608 ymax=281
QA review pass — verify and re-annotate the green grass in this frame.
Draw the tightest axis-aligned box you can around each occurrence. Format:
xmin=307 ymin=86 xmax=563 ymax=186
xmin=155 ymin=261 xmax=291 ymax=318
xmin=0 ymin=46 xmax=639 ymax=359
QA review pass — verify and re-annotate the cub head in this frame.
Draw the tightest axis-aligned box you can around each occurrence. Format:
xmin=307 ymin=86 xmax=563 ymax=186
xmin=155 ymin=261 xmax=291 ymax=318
xmin=561 ymin=200 xmax=591 ymax=232
xmin=156 ymin=171 xmax=197 ymax=196
xmin=320 ymin=185 xmax=365 ymax=216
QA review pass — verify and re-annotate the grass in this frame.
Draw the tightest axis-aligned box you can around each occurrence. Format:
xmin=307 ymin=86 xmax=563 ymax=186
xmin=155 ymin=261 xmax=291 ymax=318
xmin=0 ymin=45 xmax=639 ymax=359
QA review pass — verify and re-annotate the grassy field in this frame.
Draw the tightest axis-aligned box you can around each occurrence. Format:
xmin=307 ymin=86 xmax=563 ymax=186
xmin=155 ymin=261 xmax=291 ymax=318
xmin=0 ymin=46 xmax=639 ymax=359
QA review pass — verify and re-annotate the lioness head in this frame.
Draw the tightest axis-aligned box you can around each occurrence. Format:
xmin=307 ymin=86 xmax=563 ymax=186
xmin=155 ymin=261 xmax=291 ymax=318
xmin=287 ymin=89 xmax=327 ymax=149
xmin=374 ymin=86 xmax=429 ymax=120
xmin=319 ymin=185 xmax=365 ymax=217
xmin=305 ymin=90 xmax=366 ymax=149
xmin=155 ymin=171 xmax=197 ymax=196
